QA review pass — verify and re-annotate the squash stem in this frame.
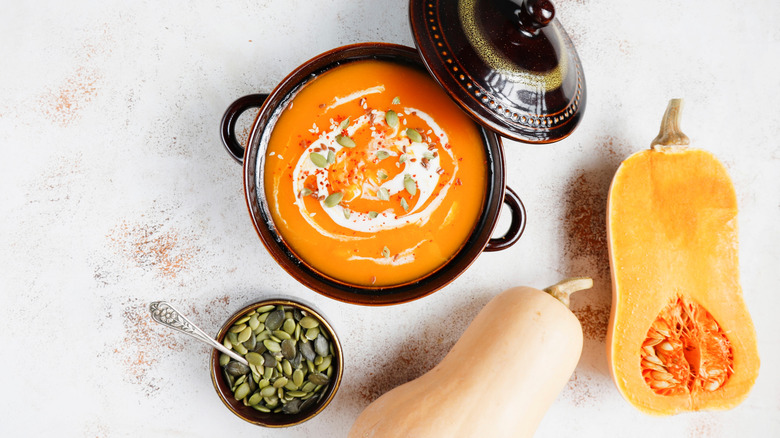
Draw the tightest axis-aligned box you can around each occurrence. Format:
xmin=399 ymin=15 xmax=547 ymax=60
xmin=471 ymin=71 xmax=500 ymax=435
xmin=543 ymin=277 xmax=593 ymax=309
xmin=650 ymin=98 xmax=690 ymax=150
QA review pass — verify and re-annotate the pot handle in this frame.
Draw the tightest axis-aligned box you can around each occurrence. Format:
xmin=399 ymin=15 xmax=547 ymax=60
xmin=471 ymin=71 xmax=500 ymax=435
xmin=220 ymin=93 xmax=269 ymax=164
xmin=484 ymin=186 xmax=526 ymax=252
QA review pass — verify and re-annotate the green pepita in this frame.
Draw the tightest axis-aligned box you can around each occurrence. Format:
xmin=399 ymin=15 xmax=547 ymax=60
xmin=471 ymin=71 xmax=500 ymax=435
xmin=299 ymin=316 xmax=319 ymax=329
xmin=400 ymin=197 xmax=409 ymax=211
xmin=237 ymin=326 xmax=253 ymax=343
xmin=368 ymin=211 xmax=379 ymax=219
xmin=385 ymin=110 xmax=398 ymax=128
xmin=378 ymin=187 xmax=390 ymax=201
xmin=376 ymin=150 xmax=390 ymax=161
xmin=310 ymin=152 xmax=328 ymax=168
xmin=392 ymin=96 xmax=401 ymax=105
xmin=323 ymin=192 xmax=344 ymax=208
xmin=339 ymin=117 xmax=350 ymax=130
xmin=336 ymin=134 xmax=356 ymax=148
xmin=377 ymin=169 xmax=388 ymax=180
xmin=406 ymin=128 xmax=422 ymax=143
xmin=234 ymin=382 xmax=250 ymax=400
xmin=382 ymin=246 xmax=390 ymax=258
xmin=404 ymin=174 xmax=417 ymax=196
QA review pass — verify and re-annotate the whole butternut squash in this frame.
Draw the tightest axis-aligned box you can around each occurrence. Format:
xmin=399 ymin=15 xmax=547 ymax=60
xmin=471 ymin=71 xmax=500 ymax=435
xmin=349 ymin=278 xmax=592 ymax=438
xmin=606 ymin=99 xmax=759 ymax=415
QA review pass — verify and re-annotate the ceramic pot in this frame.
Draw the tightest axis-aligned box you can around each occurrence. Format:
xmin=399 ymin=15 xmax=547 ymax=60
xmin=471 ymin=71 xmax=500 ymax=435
xmin=220 ymin=43 xmax=525 ymax=305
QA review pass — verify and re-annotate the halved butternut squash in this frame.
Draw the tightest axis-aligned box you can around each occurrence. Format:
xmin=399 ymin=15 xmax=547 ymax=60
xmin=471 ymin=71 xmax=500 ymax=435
xmin=606 ymin=99 xmax=759 ymax=415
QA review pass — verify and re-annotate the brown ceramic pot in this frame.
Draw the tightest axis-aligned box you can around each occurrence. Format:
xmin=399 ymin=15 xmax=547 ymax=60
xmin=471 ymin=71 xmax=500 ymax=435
xmin=220 ymin=43 xmax=525 ymax=305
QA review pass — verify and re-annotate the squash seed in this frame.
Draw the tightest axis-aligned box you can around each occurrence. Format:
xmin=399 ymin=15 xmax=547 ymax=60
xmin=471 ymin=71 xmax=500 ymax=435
xmin=283 ymin=359 xmax=293 ymax=376
xmin=257 ymin=305 xmax=275 ymax=313
xmin=236 ymin=315 xmax=252 ymax=325
xmin=305 ymin=327 xmax=320 ymax=341
xmin=382 ymin=247 xmax=390 ymax=258
xmin=299 ymin=316 xmax=319 ymax=329
xmin=247 ymin=393 xmax=263 ymax=406
xmin=308 ymin=372 xmax=330 ymax=386
xmin=317 ymin=356 xmax=332 ymax=372
xmin=398 ymin=153 xmax=409 ymax=164
xmin=338 ymin=117 xmax=350 ymax=130
xmin=265 ymin=308 xmax=285 ymax=331
xmin=283 ymin=318 xmax=296 ymax=335
xmin=336 ymin=134 xmax=356 ymax=148
xmin=238 ymin=326 xmax=253 ymax=343
xmin=233 ymin=342 xmax=248 ymax=355
xmin=368 ymin=211 xmax=378 ymax=219
xmin=385 ymin=110 xmax=399 ymax=128
xmin=406 ymin=128 xmax=422 ymax=143
xmin=378 ymin=187 xmax=390 ymax=201
xmin=309 ymin=152 xmax=328 ymax=168
xmin=261 ymin=386 xmax=277 ymax=397
xmin=281 ymin=339 xmax=297 ymax=360
xmin=377 ymin=169 xmax=388 ymax=180
xmin=245 ymin=352 xmax=264 ymax=367
xmin=376 ymin=150 xmax=390 ymax=161
xmin=323 ymin=192 xmax=344 ymax=208
xmin=273 ymin=377 xmax=289 ymax=388
xmin=234 ymin=382 xmax=251 ymax=400
xmin=400 ymin=197 xmax=409 ymax=211
xmin=273 ymin=330 xmax=292 ymax=341
xmin=253 ymin=405 xmax=271 ymax=413
xmin=314 ymin=335 xmax=329 ymax=357
xmin=392 ymin=96 xmax=401 ymax=105
xmin=229 ymin=324 xmax=247 ymax=333
xmin=404 ymin=174 xmax=417 ymax=196
xmin=292 ymin=369 xmax=305 ymax=387
xmin=300 ymin=341 xmax=316 ymax=361
xmin=219 ymin=353 xmax=231 ymax=367
xmin=343 ymin=207 xmax=351 ymax=219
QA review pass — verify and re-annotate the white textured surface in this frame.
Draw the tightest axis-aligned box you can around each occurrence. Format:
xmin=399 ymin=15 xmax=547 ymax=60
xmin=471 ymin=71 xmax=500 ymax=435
xmin=1 ymin=1 xmax=779 ymax=436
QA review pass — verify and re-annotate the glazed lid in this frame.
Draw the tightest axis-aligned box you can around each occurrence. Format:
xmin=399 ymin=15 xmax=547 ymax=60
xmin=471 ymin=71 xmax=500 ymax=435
xmin=409 ymin=0 xmax=585 ymax=144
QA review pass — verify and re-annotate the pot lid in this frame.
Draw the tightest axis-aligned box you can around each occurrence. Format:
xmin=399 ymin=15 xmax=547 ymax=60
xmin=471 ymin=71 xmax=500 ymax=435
xmin=409 ymin=0 xmax=586 ymax=144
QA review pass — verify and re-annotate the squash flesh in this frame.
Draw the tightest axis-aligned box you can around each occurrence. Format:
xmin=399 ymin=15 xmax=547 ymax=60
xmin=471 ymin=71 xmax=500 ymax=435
xmin=607 ymin=147 xmax=759 ymax=415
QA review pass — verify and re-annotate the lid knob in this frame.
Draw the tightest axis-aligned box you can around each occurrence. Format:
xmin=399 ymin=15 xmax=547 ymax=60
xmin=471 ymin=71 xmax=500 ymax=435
xmin=512 ymin=0 xmax=555 ymax=36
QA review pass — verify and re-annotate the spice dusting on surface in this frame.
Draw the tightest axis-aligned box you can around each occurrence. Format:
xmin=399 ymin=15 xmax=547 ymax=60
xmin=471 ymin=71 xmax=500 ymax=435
xmin=572 ymin=304 xmax=610 ymax=341
xmin=108 ymin=221 xmax=195 ymax=279
xmin=39 ymin=67 xmax=100 ymax=127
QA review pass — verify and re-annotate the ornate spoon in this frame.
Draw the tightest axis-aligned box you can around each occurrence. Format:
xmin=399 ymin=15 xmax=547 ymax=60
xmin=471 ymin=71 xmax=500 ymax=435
xmin=149 ymin=301 xmax=248 ymax=366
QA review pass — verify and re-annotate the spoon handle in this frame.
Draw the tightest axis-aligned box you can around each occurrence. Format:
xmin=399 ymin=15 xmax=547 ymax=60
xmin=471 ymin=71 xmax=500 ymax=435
xmin=149 ymin=301 xmax=248 ymax=366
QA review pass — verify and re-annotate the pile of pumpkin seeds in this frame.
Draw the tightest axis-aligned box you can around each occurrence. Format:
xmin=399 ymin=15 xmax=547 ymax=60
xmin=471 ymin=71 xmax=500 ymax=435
xmin=219 ymin=304 xmax=336 ymax=415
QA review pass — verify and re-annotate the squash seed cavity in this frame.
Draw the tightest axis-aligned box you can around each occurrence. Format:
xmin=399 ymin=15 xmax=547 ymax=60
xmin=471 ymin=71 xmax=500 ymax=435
xmin=640 ymin=296 xmax=733 ymax=396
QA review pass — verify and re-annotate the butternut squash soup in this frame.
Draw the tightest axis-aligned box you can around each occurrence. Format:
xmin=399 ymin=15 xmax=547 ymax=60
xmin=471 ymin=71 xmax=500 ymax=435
xmin=264 ymin=60 xmax=487 ymax=286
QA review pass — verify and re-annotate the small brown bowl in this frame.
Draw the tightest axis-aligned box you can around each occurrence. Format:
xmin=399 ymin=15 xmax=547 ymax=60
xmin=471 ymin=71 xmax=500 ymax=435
xmin=209 ymin=299 xmax=343 ymax=427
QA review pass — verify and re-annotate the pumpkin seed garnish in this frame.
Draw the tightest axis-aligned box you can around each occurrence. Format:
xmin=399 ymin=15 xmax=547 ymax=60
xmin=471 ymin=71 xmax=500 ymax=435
xmin=343 ymin=207 xmax=351 ymax=219
xmin=327 ymin=149 xmax=336 ymax=164
xmin=400 ymin=197 xmax=409 ymax=211
xmin=376 ymin=150 xmax=390 ymax=161
xmin=338 ymin=117 xmax=350 ymax=131
xmin=385 ymin=110 xmax=398 ymax=128
xmin=378 ymin=187 xmax=390 ymax=201
xmin=377 ymin=169 xmax=388 ymax=180
xmin=392 ymin=96 xmax=401 ymax=105
xmin=336 ymin=134 xmax=356 ymax=148
xmin=299 ymin=316 xmax=319 ymax=329
xmin=398 ymin=153 xmax=409 ymax=164
xmin=406 ymin=128 xmax=422 ymax=143
xmin=382 ymin=246 xmax=390 ymax=258
xmin=300 ymin=188 xmax=313 ymax=198
xmin=404 ymin=174 xmax=417 ymax=196
xmin=368 ymin=211 xmax=379 ymax=219
xmin=309 ymin=152 xmax=328 ymax=168
xmin=323 ymin=191 xmax=344 ymax=208
xmin=423 ymin=151 xmax=435 ymax=160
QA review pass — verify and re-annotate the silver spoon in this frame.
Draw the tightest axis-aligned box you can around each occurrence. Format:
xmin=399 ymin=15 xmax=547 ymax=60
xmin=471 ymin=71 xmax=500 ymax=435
xmin=149 ymin=301 xmax=248 ymax=366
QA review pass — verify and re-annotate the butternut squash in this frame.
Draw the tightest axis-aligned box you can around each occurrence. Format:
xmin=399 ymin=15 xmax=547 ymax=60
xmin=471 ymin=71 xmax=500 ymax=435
xmin=606 ymin=99 xmax=759 ymax=415
xmin=349 ymin=278 xmax=592 ymax=438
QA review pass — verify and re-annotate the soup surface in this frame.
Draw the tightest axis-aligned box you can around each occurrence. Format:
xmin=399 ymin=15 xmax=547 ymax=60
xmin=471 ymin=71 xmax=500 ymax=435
xmin=264 ymin=59 xmax=487 ymax=286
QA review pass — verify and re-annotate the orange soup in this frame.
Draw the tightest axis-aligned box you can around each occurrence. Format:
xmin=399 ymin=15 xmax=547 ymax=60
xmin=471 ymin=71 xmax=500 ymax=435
xmin=264 ymin=60 xmax=487 ymax=286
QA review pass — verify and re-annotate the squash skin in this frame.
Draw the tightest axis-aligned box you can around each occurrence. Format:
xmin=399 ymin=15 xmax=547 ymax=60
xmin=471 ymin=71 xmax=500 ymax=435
xmin=606 ymin=147 xmax=759 ymax=415
xmin=349 ymin=286 xmax=583 ymax=438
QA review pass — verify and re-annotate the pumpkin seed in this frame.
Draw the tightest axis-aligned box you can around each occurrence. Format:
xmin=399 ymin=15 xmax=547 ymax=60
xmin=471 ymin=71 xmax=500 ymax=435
xmin=336 ymin=134 xmax=356 ymax=148
xmin=261 ymin=386 xmax=277 ymax=397
xmin=300 ymin=396 xmax=319 ymax=412
xmin=305 ymin=327 xmax=320 ymax=341
xmin=378 ymin=187 xmax=390 ymax=201
xmin=377 ymin=169 xmax=388 ymax=180
xmin=263 ymin=352 xmax=278 ymax=367
xmin=245 ymin=352 xmax=264 ymax=367
xmin=323 ymin=192 xmax=344 ymax=208
xmin=283 ymin=359 xmax=293 ymax=376
xmin=229 ymin=323 xmax=247 ymax=333
xmin=308 ymin=372 xmax=330 ymax=386
xmin=314 ymin=335 xmax=329 ymax=357
xmin=292 ymin=369 xmax=305 ymax=387
xmin=282 ymin=318 xmax=296 ymax=335
xmin=258 ymin=378 xmax=270 ymax=389
xmin=284 ymin=379 xmax=299 ymax=391
xmin=226 ymin=360 xmax=250 ymax=377
xmin=392 ymin=96 xmax=401 ymax=105
xmin=343 ymin=207 xmax=351 ymax=219
xmin=300 ymin=188 xmax=312 ymax=197
xmin=376 ymin=150 xmax=390 ymax=161
xmin=314 ymin=356 xmax=323 ymax=366
xmin=310 ymin=152 xmax=328 ymax=168
xmin=385 ymin=110 xmax=399 ymax=128
xmin=404 ymin=174 xmax=417 ymax=196
xmin=257 ymin=305 xmax=275 ymax=313
xmin=288 ymin=391 xmax=307 ymax=398
xmin=281 ymin=339 xmax=297 ymax=360
xmin=398 ymin=153 xmax=409 ymax=164
xmin=299 ymin=316 xmax=319 ymax=329
xmin=233 ymin=342 xmax=248 ymax=355
xmin=301 ymin=381 xmax=316 ymax=393
xmin=282 ymin=399 xmax=302 ymax=414
xmin=273 ymin=330 xmax=292 ymax=341
xmin=222 ymin=337 xmax=232 ymax=350
xmin=234 ymin=382 xmax=251 ymax=400
xmin=263 ymin=366 xmax=274 ymax=380
xmin=219 ymin=353 xmax=231 ymax=367
xmin=273 ymin=377 xmax=289 ymax=388
xmin=317 ymin=356 xmax=332 ymax=372
xmin=423 ymin=151 xmax=434 ymax=160
xmin=238 ymin=326 xmax=253 ymax=343
xmin=291 ymin=351 xmax=303 ymax=369
xmin=265 ymin=308 xmax=285 ymax=331
xmin=300 ymin=341 xmax=316 ymax=361
xmin=339 ymin=117 xmax=350 ymax=130
xmin=248 ymin=393 xmax=263 ymax=406
xmin=256 ymin=331 xmax=271 ymax=342
xmin=368 ymin=211 xmax=378 ymax=219
xmin=400 ymin=197 xmax=409 ymax=211
xmin=244 ymin=332 xmax=257 ymax=351
xmin=236 ymin=315 xmax=252 ymax=325
xmin=270 ymin=334 xmax=282 ymax=343
xmin=406 ymin=128 xmax=422 ymax=143
xmin=248 ymin=314 xmax=260 ymax=330
xmin=264 ymin=339 xmax=282 ymax=353
xmin=327 ymin=149 xmax=336 ymax=164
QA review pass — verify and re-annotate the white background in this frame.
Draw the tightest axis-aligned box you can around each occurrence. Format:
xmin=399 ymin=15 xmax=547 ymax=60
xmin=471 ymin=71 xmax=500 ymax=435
xmin=1 ymin=0 xmax=778 ymax=436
